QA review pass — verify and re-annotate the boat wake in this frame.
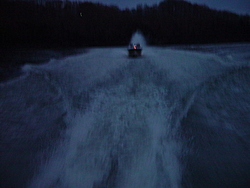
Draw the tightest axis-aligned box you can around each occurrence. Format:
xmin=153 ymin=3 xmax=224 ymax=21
xmin=1 ymin=34 xmax=250 ymax=188
xmin=28 ymin=61 xmax=183 ymax=188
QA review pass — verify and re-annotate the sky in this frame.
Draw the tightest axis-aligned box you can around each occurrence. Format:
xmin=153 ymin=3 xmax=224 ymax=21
xmin=77 ymin=0 xmax=250 ymax=15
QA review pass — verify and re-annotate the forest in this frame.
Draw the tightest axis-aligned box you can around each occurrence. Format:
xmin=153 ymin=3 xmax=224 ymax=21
xmin=0 ymin=0 xmax=250 ymax=48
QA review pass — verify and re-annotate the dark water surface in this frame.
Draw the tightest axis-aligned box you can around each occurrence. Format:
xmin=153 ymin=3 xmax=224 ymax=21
xmin=0 ymin=43 xmax=250 ymax=188
xmin=0 ymin=47 xmax=86 ymax=82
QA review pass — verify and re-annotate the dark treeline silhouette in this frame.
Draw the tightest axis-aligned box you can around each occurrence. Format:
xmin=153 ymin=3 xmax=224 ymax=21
xmin=139 ymin=0 xmax=250 ymax=44
xmin=0 ymin=0 xmax=136 ymax=47
xmin=0 ymin=0 xmax=250 ymax=48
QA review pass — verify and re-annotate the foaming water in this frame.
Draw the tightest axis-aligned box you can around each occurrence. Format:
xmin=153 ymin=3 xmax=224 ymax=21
xmin=27 ymin=61 xmax=183 ymax=188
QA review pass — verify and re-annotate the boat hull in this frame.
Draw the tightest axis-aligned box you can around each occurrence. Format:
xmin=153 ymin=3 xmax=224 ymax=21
xmin=128 ymin=49 xmax=142 ymax=57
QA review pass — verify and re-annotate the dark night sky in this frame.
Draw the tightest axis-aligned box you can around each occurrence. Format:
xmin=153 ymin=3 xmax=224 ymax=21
xmin=76 ymin=0 xmax=250 ymax=15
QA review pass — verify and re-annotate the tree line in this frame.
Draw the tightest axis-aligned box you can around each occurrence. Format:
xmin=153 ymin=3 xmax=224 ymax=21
xmin=0 ymin=0 xmax=249 ymax=48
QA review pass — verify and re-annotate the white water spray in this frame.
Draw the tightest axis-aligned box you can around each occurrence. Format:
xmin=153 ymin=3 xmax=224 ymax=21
xmin=130 ymin=31 xmax=147 ymax=46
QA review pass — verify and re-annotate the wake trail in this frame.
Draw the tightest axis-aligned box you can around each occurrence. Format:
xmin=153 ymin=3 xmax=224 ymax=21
xmin=27 ymin=34 xmax=217 ymax=188
xmin=28 ymin=60 xmax=183 ymax=188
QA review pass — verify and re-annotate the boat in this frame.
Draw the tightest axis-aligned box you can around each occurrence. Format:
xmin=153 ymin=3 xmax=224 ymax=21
xmin=128 ymin=43 xmax=142 ymax=57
